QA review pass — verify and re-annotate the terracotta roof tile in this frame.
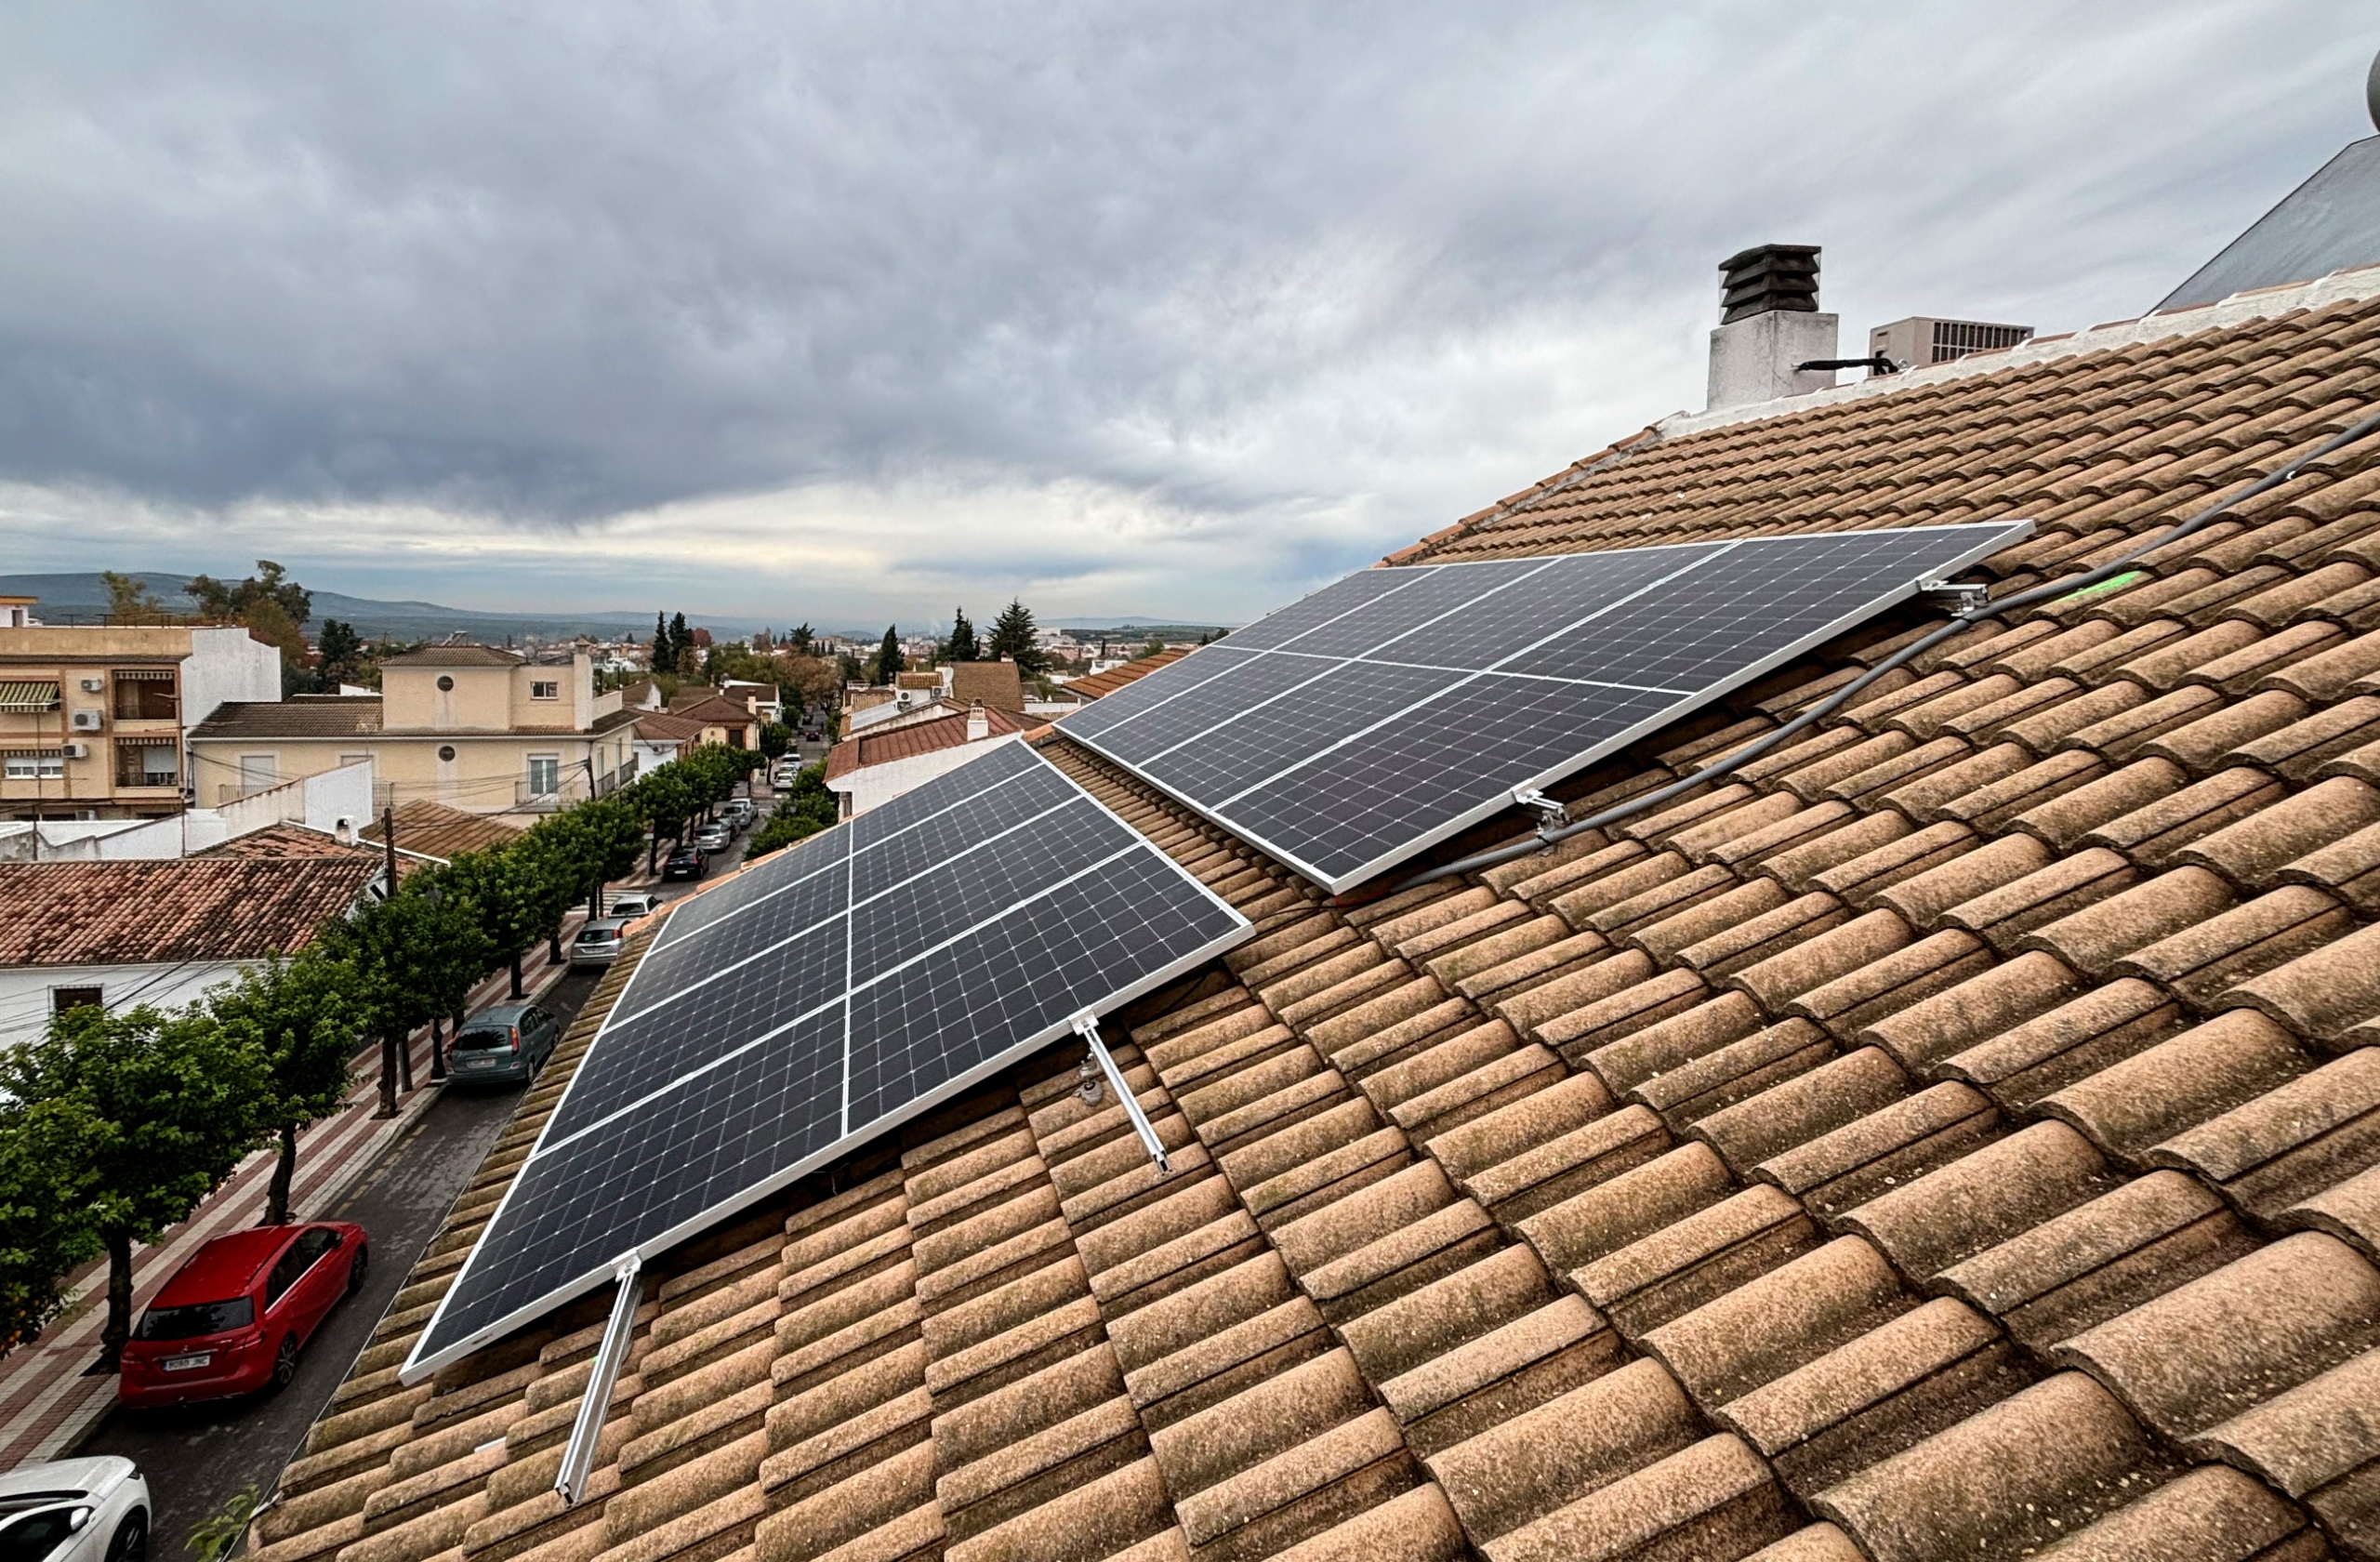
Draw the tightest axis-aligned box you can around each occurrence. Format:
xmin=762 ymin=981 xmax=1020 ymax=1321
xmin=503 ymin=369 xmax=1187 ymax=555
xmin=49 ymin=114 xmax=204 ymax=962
xmin=0 ymin=855 xmax=375 ymax=965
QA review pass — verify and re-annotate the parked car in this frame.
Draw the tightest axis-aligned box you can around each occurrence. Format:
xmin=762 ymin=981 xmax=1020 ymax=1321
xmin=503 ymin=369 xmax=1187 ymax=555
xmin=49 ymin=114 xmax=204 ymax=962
xmin=0 ymin=1457 xmax=150 ymax=1562
xmin=448 ymin=1001 xmax=563 ymax=1085
xmin=662 ymin=843 xmax=707 ymax=880
xmin=571 ymin=918 xmax=629 ymax=967
xmin=721 ymin=798 xmax=755 ymax=827
xmin=117 ymin=1224 xmax=367 ymax=1408
xmin=604 ymin=891 xmax=659 ymax=920
xmin=694 ymin=821 xmax=733 ymax=854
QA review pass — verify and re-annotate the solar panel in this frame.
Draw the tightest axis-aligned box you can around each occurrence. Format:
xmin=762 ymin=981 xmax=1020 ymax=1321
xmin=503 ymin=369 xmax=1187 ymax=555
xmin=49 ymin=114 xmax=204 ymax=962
xmin=402 ymin=745 xmax=1250 ymax=1380
xmin=1065 ymin=522 xmax=2031 ymax=892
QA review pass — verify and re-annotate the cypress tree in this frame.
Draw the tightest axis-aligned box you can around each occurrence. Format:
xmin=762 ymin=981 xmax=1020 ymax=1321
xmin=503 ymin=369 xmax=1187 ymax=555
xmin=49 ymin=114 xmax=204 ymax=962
xmin=943 ymin=607 xmax=980 ymax=663
xmin=652 ymin=611 xmax=673 ymax=674
xmin=669 ymin=613 xmax=693 ymax=675
xmin=872 ymin=626 xmax=906 ymax=683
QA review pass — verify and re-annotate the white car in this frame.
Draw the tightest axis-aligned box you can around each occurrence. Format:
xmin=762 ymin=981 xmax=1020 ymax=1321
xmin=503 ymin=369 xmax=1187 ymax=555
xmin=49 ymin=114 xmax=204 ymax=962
xmin=0 ymin=1456 xmax=150 ymax=1562
xmin=603 ymin=892 xmax=659 ymax=920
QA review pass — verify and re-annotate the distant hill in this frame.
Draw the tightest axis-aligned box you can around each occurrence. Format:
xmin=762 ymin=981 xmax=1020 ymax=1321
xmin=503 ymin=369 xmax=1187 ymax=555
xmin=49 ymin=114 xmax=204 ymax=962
xmin=0 ymin=573 xmax=767 ymax=644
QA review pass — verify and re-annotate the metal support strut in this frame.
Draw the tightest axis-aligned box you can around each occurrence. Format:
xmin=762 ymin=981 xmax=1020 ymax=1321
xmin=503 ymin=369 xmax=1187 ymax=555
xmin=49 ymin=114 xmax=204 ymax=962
xmin=1072 ymin=1012 xmax=1173 ymax=1177
xmin=555 ymin=1251 xmax=641 ymax=1504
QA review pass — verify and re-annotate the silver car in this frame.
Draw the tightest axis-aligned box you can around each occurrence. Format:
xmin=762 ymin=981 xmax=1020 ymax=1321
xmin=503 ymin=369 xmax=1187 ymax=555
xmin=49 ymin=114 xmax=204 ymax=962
xmin=571 ymin=918 xmax=629 ymax=967
xmin=0 ymin=1456 xmax=151 ymax=1562
xmin=603 ymin=892 xmax=659 ymax=920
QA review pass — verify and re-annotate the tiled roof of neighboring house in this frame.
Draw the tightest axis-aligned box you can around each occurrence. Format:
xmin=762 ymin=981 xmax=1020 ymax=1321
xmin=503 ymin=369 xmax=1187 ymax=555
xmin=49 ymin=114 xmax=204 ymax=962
xmin=359 ymin=800 xmax=526 ymax=861
xmin=823 ymin=701 xmax=1023 ymax=781
xmin=188 ymin=697 xmax=383 ymax=738
xmin=1065 ymin=643 xmax=1195 ymax=699
xmin=631 ymin=709 xmax=708 ymax=745
xmin=895 ymin=670 xmax=942 ymax=692
xmin=670 ymin=694 xmax=762 ymax=730
xmin=248 ymin=285 xmax=2380 ymax=1562
xmin=950 ymin=659 xmax=1027 ymax=714
xmin=195 ymin=823 xmax=375 ymax=862
xmin=0 ymin=856 xmax=375 ymax=966
xmin=380 ymin=645 xmax=525 ymax=668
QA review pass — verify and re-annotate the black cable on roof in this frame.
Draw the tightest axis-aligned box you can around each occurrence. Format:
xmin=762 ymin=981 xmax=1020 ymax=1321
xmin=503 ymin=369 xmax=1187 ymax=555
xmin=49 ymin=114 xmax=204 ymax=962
xmin=1366 ymin=400 xmax=2380 ymax=903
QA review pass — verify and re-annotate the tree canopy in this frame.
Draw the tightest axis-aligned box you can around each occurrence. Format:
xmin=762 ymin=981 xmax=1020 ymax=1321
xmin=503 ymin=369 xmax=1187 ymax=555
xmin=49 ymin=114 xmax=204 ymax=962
xmin=99 ymin=572 xmax=164 ymax=621
xmin=986 ymin=600 xmax=1046 ymax=674
xmin=942 ymin=607 xmax=980 ymax=663
xmin=871 ymin=625 xmax=906 ymax=683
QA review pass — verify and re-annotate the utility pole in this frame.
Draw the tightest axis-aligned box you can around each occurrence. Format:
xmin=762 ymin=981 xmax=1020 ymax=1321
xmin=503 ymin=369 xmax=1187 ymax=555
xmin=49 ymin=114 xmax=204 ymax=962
xmin=375 ymin=805 xmax=403 ymax=1117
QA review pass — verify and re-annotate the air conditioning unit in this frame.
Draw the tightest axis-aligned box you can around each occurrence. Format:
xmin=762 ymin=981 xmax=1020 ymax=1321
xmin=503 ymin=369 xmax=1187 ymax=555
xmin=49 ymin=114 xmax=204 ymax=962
xmin=78 ymin=677 xmax=104 ymax=693
xmin=61 ymin=742 xmax=88 ymax=760
xmin=69 ymin=709 xmax=103 ymax=731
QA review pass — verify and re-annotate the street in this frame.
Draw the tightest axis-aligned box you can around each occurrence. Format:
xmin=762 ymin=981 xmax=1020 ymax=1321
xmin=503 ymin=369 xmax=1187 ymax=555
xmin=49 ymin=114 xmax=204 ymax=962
xmin=78 ymin=966 xmax=605 ymax=1552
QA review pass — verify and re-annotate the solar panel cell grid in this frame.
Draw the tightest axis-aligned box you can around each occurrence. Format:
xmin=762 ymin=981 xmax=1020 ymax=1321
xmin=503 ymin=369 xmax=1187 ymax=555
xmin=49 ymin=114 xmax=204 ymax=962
xmin=1064 ymin=522 xmax=2031 ymax=890
xmin=404 ymin=744 xmax=1250 ymax=1380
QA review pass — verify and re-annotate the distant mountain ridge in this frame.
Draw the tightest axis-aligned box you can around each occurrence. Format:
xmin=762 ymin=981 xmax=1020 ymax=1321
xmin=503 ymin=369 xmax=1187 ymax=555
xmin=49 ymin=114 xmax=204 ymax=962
xmin=0 ymin=574 xmax=1224 ymax=645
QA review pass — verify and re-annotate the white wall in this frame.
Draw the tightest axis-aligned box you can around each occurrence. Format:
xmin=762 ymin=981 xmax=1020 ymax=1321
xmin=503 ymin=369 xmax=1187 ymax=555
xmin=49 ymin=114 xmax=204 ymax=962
xmin=181 ymin=626 xmax=280 ymax=728
xmin=825 ymin=733 xmax=1024 ymax=816
xmin=0 ymin=960 xmax=250 ymax=1050
xmin=216 ymin=760 xmax=376 ymax=841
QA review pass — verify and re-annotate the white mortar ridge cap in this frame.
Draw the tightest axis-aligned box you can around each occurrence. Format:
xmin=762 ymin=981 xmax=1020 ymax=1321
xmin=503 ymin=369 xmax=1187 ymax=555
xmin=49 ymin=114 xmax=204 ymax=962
xmin=1650 ymin=259 xmax=2380 ymax=443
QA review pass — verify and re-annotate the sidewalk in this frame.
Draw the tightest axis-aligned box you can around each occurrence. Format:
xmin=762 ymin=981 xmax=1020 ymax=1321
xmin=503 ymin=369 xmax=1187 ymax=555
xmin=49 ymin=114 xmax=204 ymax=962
xmin=0 ymin=894 xmax=630 ymax=1469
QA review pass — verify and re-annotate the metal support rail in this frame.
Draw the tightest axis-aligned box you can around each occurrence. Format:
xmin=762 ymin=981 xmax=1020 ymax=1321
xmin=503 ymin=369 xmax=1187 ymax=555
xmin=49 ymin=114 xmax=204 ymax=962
xmin=1370 ymin=402 xmax=2380 ymax=900
xmin=1073 ymin=1011 xmax=1173 ymax=1177
xmin=555 ymin=1251 xmax=642 ymax=1504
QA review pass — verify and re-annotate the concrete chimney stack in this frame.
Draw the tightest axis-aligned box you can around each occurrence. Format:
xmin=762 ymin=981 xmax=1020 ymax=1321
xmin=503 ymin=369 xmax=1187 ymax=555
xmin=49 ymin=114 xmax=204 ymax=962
xmin=966 ymin=698 xmax=988 ymax=742
xmin=1706 ymin=244 xmax=1838 ymax=412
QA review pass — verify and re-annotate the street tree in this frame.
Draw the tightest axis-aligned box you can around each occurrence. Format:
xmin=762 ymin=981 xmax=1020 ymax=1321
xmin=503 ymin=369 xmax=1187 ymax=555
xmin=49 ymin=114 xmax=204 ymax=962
xmin=311 ymin=892 xmax=443 ymax=1115
xmin=986 ymin=600 xmax=1046 ymax=674
xmin=747 ymin=762 xmax=839 ymax=860
xmin=99 ymin=572 xmax=164 ymax=621
xmin=207 ymin=953 xmax=364 ymax=1225
xmin=444 ymin=845 xmax=543 ymax=998
xmin=0 ymin=1097 xmax=103 ymax=1356
xmin=760 ymin=721 xmax=792 ymax=761
xmin=1 ymin=1004 xmax=269 ymax=1370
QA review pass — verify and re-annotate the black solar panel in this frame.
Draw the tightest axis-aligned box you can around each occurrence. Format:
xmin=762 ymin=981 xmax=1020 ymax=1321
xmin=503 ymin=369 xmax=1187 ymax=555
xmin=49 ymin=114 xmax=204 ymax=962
xmin=1064 ymin=523 xmax=2030 ymax=892
xmin=403 ymin=745 xmax=1249 ymax=1380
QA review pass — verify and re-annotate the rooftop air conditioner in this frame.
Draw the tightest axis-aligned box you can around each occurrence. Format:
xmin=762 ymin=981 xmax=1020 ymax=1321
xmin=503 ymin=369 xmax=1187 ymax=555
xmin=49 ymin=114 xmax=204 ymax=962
xmin=61 ymin=742 xmax=88 ymax=759
xmin=79 ymin=677 xmax=104 ymax=693
xmin=69 ymin=709 xmax=102 ymax=731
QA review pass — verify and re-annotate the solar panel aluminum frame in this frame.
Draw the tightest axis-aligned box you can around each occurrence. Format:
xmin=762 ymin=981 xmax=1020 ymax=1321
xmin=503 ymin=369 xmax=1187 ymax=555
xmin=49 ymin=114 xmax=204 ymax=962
xmin=399 ymin=753 xmax=1252 ymax=1383
xmin=1064 ymin=522 xmax=2033 ymax=895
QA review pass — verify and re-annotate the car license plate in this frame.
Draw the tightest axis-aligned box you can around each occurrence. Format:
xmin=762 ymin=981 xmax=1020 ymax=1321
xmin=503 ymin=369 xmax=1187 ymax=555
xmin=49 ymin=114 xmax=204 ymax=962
xmin=162 ymin=1353 xmax=211 ymax=1371
xmin=461 ymin=1056 xmax=495 ymax=1069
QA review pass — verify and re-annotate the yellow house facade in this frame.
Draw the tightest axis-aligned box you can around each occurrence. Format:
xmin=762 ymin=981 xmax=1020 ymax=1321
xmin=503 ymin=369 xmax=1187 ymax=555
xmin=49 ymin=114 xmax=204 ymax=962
xmin=188 ymin=645 xmax=640 ymax=817
xmin=0 ymin=610 xmax=282 ymax=820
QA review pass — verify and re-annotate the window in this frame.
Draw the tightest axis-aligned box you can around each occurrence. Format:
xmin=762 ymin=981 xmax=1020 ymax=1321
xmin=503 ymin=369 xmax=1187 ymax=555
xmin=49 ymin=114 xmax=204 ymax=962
xmin=436 ymin=675 xmax=455 ymax=692
xmin=436 ymin=745 xmax=457 ymax=762
xmin=50 ymin=986 xmax=101 ymax=1015
xmin=114 ymin=740 xmax=179 ymax=788
xmin=526 ymin=755 xmax=561 ymax=796
xmin=237 ymin=753 xmax=277 ymax=795
xmin=112 ymin=668 xmax=178 ymax=721
xmin=3 ymin=752 xmax=64 ymax=781
xmin=530 ymin=681 xmax=560 ymax=700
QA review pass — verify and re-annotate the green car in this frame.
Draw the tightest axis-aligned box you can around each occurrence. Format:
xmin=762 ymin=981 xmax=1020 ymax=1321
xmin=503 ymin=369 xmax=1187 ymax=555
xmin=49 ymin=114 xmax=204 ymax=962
xmin=448 ymin=1002 xmax=563 ymax=1086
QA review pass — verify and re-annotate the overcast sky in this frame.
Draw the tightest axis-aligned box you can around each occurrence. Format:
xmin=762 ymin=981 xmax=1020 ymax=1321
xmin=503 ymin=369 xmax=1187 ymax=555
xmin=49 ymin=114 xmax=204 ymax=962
xmin=0 ymin=5 xmax=2373 ymax=630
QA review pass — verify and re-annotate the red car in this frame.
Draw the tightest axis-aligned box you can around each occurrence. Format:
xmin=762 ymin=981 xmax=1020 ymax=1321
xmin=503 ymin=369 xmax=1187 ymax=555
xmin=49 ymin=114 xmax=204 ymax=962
xmin=116 ymin=1222 xmax=368 ymax=1407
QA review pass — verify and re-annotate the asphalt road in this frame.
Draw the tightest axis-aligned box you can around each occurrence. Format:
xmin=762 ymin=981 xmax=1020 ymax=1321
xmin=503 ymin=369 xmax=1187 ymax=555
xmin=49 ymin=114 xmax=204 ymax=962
xmin=80 ymin=965 xmax=606 ymax=1553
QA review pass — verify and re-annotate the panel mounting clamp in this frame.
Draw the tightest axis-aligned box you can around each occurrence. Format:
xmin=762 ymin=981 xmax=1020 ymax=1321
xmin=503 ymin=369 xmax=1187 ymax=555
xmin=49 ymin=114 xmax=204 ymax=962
xmin=1512 ymin=788 xmax=1568 ymax=853
xmin=554 ymin=1251 xmax=641 ymax=1504
xmin=1072 ymin=1011 xmax=1173 ymax=1177
xmin=1917 ymin=577 xmax=1990 ymax=616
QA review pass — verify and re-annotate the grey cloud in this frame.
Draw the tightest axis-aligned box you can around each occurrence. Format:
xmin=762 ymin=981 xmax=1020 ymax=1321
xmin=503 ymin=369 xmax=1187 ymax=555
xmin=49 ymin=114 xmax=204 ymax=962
xmin=0 ymin=3 xmax=2372 ymax=614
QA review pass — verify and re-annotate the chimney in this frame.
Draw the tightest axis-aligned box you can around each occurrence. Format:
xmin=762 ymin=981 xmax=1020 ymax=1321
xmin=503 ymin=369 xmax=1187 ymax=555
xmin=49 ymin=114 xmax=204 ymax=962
xmin=1706 ymin=244 xmax=1839 ymax=411
xmin=966 ymin=698 xmax=988 ymax=742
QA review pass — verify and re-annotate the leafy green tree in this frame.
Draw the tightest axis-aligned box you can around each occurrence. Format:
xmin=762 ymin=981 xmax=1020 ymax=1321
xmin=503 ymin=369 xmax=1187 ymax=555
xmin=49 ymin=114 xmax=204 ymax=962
xmin=186 ymin=561 xmax=311 ymax=628
xmin=444 ymin=846 xmax=544 ymax=999
xmin=760 ymin=721 xmax=792 ymax=761
xmin=669 ymin=613 xmax=696 ymax=676
xmin=311 ymin=894 xmax=442 ymax=1116
xmin=986 ymin=600 xmax=1046 ymax=674
xmin=207 ymin=954 xmax=364 ymax=1225
xmin=1 ymin=1004 xmax=270 ymax=1369
xmin=627 ymin=765 xmax=694 ymax=871
xmin=403 ymin=871 xmax=496 ymax=1080
xmin=942 ymin=608 xmax=980 ymax=663
xmin=787 ymin=623 xmax=813 ymax=655
xmin=315 ymin=619 xmax=365 ymax=688
xmin=1142 ymin=635 xmax=1166 ymax=658
xmin=747 ymin=763 xmax=839 ymax=859
xmin=871 ymin=626 xmax=906 ymax=684
xmin=100 ymin=572 xmax=164 ymax=622
xmin=0 ymin=1097 xmax=104 ymax=1356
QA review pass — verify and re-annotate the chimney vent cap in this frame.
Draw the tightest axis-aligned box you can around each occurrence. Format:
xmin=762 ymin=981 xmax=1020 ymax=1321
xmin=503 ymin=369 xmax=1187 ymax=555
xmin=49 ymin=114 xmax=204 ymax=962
xmin=1718 ymin=244 xmax=1821 ymax=323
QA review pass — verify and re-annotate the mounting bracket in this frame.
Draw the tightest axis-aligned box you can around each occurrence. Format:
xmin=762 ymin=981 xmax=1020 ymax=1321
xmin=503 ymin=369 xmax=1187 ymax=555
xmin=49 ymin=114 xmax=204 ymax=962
xmin=1072 ymin=1012 xmax=1173 ymax=1177
xmin=1918 ymin=577 xmax=1990 ymax=616
xmin=1512 ymin=788 xmax=1568 ymax=853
